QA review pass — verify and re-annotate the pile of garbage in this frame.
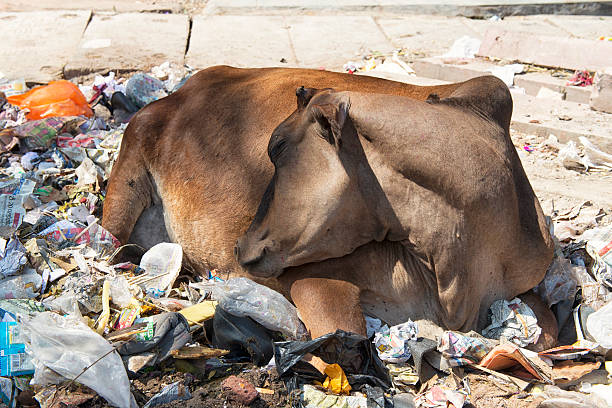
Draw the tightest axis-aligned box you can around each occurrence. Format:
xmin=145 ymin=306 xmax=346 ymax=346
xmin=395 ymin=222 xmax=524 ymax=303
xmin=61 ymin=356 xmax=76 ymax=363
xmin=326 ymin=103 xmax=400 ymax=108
xmin=1 ymin=64 xmax=612 ymax=408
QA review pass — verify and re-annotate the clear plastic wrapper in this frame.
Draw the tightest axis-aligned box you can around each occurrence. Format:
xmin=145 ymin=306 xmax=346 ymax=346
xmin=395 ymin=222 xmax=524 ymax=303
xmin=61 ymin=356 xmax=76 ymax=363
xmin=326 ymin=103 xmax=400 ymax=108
xmin=194 ymin=277 xmax=307 ymax=340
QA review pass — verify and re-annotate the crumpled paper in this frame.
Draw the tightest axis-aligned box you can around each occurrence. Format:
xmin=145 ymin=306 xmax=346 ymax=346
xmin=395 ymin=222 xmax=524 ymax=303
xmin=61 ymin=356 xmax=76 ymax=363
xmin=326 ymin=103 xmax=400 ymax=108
xmin=437 ymin=331 xmax=493 ymax=367
xmin=482 ymin=298 xmax=541 ymax=347
xmin=373 ymin=320 xmax=418 ymax=363
xmin=387 ymin=363 xmax=419 ymax=388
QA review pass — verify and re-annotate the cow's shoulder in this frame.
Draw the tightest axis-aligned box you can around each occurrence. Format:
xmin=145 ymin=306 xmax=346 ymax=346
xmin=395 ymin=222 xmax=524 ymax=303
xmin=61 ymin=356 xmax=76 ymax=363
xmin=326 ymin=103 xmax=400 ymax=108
xmin=426 ymin=75 xmax=512 ymax=132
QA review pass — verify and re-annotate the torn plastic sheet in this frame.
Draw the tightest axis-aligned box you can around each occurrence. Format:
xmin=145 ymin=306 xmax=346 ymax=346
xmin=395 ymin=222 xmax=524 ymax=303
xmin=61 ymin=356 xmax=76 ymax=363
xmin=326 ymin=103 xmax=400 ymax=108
xmin=274 ymin=329 xmax=391 ymax=398
xmin=482 ymin=298 xmax=542 ymax=347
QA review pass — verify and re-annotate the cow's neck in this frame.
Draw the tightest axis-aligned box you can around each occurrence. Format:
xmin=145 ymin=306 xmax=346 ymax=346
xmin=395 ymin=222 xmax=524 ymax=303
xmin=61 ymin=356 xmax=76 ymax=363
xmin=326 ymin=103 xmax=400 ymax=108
xmin=347 ymin=102 xmax=459 ymax=246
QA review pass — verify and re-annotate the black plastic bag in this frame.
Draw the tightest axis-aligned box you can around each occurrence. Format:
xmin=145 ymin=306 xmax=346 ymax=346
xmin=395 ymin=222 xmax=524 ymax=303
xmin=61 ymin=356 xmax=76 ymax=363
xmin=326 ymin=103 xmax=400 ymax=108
xmin=274 ymin=329 xmax=392 ymax=399
xmin=212 ymin=306 xmax=275 ymax=365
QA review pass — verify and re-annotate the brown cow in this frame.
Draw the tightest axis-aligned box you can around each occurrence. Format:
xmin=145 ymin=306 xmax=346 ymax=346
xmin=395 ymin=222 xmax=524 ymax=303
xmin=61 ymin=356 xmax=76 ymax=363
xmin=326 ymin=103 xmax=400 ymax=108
xmin=102 ymin=66 xmax=555 ymax=348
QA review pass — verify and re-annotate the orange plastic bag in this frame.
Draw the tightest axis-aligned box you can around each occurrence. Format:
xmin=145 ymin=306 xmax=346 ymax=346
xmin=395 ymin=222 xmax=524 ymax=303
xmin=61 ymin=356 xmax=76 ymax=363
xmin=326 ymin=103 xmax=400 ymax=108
xmin=7 ymin=80 xmax=93 ymax=120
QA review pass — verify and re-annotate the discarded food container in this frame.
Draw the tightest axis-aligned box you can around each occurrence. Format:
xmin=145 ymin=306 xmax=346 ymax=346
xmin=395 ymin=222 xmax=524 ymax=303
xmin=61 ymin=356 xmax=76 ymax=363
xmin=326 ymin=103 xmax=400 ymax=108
xmin=0 ymin=322 xmax=34 ymax=376
xmin=7 ymin=81 xmax=93 ymax=120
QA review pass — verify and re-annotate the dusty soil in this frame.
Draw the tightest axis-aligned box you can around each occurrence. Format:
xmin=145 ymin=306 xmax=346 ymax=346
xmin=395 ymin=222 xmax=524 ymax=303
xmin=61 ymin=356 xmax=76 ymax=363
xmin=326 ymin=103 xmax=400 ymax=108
xmin=463 ymin=374 xmax=544 ymax=408
xmin=83 ymin=360 xmax=289 ymax=408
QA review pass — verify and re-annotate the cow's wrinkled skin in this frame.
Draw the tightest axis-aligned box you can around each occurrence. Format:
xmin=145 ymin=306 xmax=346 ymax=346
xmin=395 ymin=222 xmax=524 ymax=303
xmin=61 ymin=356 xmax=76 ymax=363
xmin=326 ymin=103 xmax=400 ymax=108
xmin=103 ymin=66 xmax=554 ymax=346
xmin=236 ymin=84 xmax=555 ymax=338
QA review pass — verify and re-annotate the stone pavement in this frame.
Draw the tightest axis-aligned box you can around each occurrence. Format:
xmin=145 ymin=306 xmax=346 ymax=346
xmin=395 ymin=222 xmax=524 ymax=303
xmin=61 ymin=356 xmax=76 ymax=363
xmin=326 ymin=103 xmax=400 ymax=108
xmin=1 ymin=2 xmax=611 ymax=149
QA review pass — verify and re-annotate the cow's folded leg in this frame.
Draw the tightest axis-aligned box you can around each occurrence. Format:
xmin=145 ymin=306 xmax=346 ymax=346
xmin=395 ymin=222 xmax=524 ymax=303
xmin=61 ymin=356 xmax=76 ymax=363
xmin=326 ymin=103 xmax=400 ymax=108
xmin=102 ymin=125 xmax=152 ymax=246
xmin=290 ymin=278 xmax=366 ymax=373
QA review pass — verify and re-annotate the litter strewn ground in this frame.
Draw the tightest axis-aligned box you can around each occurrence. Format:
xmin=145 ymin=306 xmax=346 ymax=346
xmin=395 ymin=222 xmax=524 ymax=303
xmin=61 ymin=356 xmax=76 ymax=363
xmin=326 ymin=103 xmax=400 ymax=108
xmin=1 ymin=11 xmax=612 ymax=406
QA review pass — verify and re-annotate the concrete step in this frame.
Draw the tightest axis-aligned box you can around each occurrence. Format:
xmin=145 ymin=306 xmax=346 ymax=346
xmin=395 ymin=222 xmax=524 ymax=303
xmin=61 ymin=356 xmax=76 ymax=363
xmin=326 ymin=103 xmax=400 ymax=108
xmin=202 ymin=0 xmax=612 ymax=17
xmin=511 ymin=92 xmax=612 ymax=152
xmin=412 ymin=57 xmax=593 ymax=104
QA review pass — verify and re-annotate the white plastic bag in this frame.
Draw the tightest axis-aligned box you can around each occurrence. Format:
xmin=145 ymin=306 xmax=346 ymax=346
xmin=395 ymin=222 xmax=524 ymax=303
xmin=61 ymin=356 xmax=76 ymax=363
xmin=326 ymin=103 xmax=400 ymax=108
xmin=441 ymin=36 xmax=481 ymax=59
xmin=22 ymin=312 xmax=135 ymax=408
xmin=586 ymin=301 xmax=612 ymax=349
xmin=196 ymin=277 xmax=307 ymax=340
xmin=139 ymin=243 xmax=182 ymax=294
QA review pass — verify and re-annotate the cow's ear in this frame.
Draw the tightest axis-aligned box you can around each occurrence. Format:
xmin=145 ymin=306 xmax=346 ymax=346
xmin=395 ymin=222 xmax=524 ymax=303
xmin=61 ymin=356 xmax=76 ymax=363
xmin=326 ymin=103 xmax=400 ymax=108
xmin=296 ymin=86 xmax=319 ymax=109
xmin=310 ymin=95 xmax=349 ymax=148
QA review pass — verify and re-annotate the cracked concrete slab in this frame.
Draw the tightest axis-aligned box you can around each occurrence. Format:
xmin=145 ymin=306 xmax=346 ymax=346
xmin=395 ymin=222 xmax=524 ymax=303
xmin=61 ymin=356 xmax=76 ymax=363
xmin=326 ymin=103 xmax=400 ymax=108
xmin=64 ymin=13 xmax=189 ymax=78
xmin=287 ymin=15 xmax=393 ymax=70
xmin=0 ymin=0 xmax=180 ymax=13
xmin=0 ymin=10 xmax=91 ymax=83
xmin=186 ymin=16 xmax=296 ymax=69
xmin=377 ymin=15 xmax=480 ymax=58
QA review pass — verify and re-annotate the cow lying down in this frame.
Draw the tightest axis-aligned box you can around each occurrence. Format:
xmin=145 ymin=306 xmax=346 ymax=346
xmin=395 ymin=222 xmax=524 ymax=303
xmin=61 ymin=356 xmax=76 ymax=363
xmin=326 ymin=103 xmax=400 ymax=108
xmin=102 ymin=66 xmax=555 ymax=351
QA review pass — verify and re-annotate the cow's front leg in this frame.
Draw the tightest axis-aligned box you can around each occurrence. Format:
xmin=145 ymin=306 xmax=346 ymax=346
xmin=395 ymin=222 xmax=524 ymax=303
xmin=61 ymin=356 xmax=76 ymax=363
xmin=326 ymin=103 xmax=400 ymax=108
xmin=290 ymin=278 xmax=366 ymax=373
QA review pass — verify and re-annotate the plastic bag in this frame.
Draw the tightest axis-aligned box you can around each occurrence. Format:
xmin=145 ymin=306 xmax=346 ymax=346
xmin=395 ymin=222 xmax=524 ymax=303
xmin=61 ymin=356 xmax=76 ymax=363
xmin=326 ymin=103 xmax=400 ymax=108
xmin=139 ymin=243 xmax=182 ymax=294
xmin=143 ymin=381 xmax=191 ymax=408
xmin=199 ymin=277 xmax=307 ymax=340
xmin=586 ymin=301 xmax=612 ymax=349
xmin=7 ymin=81 xmax=93 ymax=120
xmin=441 ymin=36 xmax=481 ymax=58
xmin=108 ymin=275 xmax=132 ymax=308
xmin=582 ymin=225 xmax=612 ymax=290
xmin=21 ymin=312 xmax=135 ymax=408
xmin=534 ymin=255 xmax=579 ymax=307
xmin=125 ymin=73 xmax=167 ymax=109
xmin=274 ymin=329 xmax=392 ymax=395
